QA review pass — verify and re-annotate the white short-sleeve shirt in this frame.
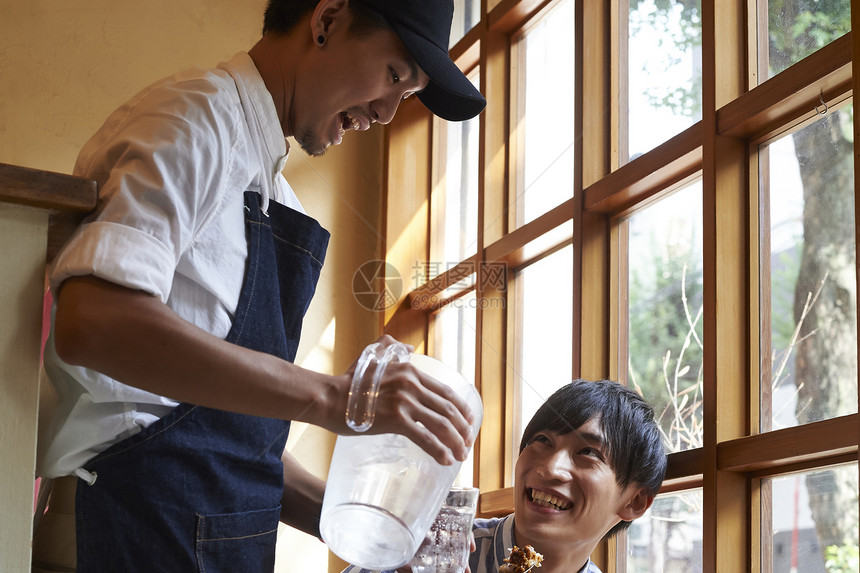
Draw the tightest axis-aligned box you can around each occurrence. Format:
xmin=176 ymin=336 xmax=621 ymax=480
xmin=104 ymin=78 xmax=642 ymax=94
xmin=37 ymin=53 xmax=303 ymax=478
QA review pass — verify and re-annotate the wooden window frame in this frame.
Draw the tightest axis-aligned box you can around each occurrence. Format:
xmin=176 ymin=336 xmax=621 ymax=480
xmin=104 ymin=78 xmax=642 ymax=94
xmin=381 ymin=1 xmax=860 ymax=571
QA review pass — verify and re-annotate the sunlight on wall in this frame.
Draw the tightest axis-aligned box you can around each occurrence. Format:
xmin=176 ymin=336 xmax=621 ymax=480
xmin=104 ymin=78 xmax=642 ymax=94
xmin=387 ymin=202 xmax=431 ymax=293
xmin=278 ymin=421 xmax=332 ymax=571
xmin=0 ymin=0 xmax=266 ymax=173
xmin=299 ymin=317 xmax=337 ymax=373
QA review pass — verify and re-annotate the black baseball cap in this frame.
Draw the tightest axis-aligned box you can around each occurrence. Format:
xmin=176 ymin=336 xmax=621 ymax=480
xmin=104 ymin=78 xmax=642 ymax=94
xmin=362 ymin=0 xmax=486 ymax=121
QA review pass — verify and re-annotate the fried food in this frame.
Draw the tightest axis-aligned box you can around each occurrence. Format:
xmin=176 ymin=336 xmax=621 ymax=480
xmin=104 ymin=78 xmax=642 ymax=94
xmin=499 ymin=544 xmax=543 ymax=573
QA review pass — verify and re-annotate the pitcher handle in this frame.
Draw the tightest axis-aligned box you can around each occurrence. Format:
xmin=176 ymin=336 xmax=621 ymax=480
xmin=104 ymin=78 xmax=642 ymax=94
xmin=346 ymin=341 xmax=411 ymax=432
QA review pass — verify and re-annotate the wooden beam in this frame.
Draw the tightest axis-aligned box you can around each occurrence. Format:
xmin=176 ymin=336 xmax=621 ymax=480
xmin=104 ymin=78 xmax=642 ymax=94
xmin=717 ymin=33 xmax=853 ymax=141
xmin=718 ymin=415 xmax=859 ymax=473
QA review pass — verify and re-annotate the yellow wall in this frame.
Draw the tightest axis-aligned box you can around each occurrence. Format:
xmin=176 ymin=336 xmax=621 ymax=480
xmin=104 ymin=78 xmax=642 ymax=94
xmin=1 ymin=2 xmax=384 ymax=571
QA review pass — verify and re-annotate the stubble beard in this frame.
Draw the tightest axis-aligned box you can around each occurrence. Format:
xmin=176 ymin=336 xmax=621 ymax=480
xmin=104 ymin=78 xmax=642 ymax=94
xmin=295 ymin=128 xmax=328 ymax=158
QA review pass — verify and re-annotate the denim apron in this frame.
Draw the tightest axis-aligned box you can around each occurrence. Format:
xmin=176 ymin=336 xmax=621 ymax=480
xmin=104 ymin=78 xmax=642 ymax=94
xmin=75 ymin=191 xmax=330 ymax=572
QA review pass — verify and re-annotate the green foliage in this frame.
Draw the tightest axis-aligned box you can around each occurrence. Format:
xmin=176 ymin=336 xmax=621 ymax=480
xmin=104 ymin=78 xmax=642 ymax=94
xmin=629 ymin=0 xmax=850 ymax=116
xmin=630 ymin=0 xmax=700 ymax=23
xmin=644 ymin=77 xmax=702 ymax=120
xmin=628 ymin=236 xmax=702 ymax=387
xmin=767 ymin=0 xmax=850 ymax=75
xmin=629 ymin=0 xmax=702 ymax=119
xmin=824 ymin=541 xmax=859 ymax=573
xmin=627 ymin=210 xmax=704 ymax=450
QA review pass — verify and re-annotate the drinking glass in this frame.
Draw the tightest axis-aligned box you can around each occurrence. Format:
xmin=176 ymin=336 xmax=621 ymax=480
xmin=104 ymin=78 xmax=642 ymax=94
xmin=410 ymin=487 xmax=480 ymax=573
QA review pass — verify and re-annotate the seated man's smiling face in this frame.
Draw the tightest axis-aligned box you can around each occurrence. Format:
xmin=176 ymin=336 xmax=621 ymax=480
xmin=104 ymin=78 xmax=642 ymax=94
xmin=513 ymin=417 xmax=643 ymax=552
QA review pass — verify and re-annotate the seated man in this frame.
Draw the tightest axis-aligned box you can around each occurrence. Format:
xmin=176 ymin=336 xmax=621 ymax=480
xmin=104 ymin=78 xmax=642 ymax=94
xmin=342 ymin=378 xmax=667 ymax=573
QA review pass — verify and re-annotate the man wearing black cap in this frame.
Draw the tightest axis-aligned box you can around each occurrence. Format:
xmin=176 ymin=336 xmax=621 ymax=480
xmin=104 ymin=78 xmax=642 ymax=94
xmin=34 ymin=0 xmax=486 ymax=571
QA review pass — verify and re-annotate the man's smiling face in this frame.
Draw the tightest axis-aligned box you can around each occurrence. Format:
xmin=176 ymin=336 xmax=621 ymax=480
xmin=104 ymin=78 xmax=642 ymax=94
xmin=513 ymin=417 xmax=636 ymax=551
xmin=290 ymin=21 xmax=428 ymax=157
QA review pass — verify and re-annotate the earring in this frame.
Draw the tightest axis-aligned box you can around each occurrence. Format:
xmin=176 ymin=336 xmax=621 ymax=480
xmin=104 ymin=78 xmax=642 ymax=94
xmin=317 ymin=34 xmax=325 ymax=46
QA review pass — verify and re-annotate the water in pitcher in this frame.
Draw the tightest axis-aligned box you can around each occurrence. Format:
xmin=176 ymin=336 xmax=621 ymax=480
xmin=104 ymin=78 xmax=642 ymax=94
xmin=320 ymin=353 xmax=483 ymax=570
xmin=322 ymin=432 xmax=456 ymax=568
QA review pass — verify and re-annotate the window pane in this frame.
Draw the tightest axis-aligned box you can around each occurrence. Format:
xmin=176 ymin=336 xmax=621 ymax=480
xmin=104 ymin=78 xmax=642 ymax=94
xmin=625 ymin=0 xmax=702 ymax=163
xmin=434 ymin=294 xmax=478 ymax=487
xmin=450 ymin=0 xmax=480 ymax=48
xmin=626 ymin=182 xmax=704 ymax=454
xmin=434 ymin=293 xmax=477 ymax=385
xmin=627 ymin=489 xmax=704 ymax=572
xmin=515 ymin=0 xmax=575 ymax=226
xmin=760 ymin=105 xmax=857 ymax=432
xmin=759 ymin=0 xmax=851 ymax=80
xmin=763 ymin=464 xmax=859 ymax=572
xmin=432 ymin=73 xmax=480 ymax=264
xmin=512 ymin=245 xmax=573 ymax=479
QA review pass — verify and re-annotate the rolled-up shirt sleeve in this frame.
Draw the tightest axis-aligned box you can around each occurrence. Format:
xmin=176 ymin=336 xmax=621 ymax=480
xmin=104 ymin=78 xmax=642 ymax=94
xmin=52 ymin=74 xmax=241 ymax=301
xmin=51 ymin=221 xmax=177 ymax=301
